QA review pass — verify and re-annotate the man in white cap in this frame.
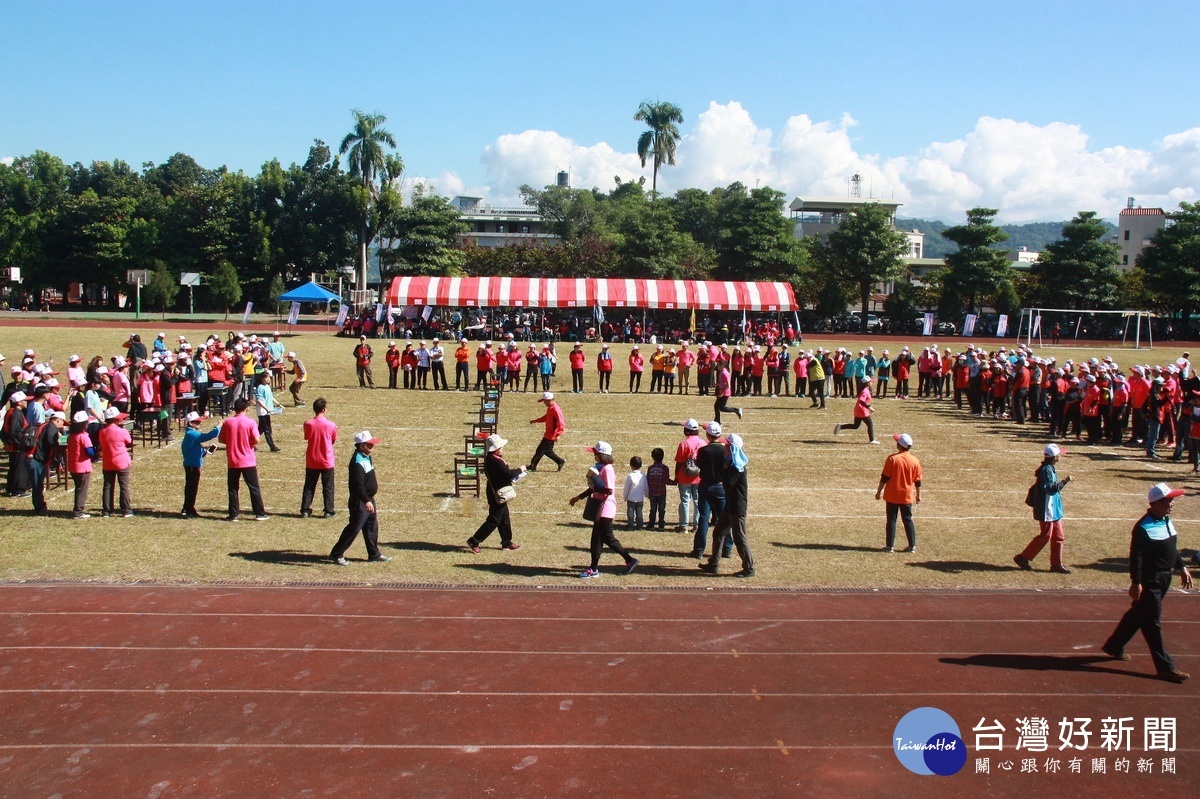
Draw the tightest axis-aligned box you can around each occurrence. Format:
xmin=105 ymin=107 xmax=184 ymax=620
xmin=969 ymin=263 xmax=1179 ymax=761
xmin=527 ymin=392 xmax=566 ymax=471
xmin=429 ymin=337 xmax=448 ymax=390
xmin=180 ymin=410 xmax=222 ymax=518
xmin=67 ymin=410 xmax=96 ymax=519
xmin=699 ymin=432 xmax=755 ymax=577
xmin=329 ymin=431 xmax=390 ymax=565
xmin=353 ymin=335 xmax=375 ymax=389
xmin=1101 ymin=483 xmax=1192 ymax=683
xmin=4 ymin=391 xmax=32 ymax=496
xmin=98 ymin=406 xmax=133 ymax=517
xmin=693 ymin=421 xmax=733 ymax=560
xmin=285 ymin=352 xmax=307 ymax=406
xmin=875 ymin=433 xmax=921 ymax=553
xmin=1015 ymin=443 xmax=1074 ymax=573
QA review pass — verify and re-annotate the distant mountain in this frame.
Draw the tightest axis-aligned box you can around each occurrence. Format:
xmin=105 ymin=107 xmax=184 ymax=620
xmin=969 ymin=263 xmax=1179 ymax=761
xmin=896 ymin=218 xmax=1117 ymax=259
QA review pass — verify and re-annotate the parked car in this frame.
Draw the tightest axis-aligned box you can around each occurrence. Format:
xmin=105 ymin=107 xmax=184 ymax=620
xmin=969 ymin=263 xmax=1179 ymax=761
xmin=934 ymin=321 xmax=957 ymax=336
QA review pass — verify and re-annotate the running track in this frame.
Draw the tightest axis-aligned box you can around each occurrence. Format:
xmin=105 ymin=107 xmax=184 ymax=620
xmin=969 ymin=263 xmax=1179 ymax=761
xmin=0 ymin=584 xmax=1196 ymax=798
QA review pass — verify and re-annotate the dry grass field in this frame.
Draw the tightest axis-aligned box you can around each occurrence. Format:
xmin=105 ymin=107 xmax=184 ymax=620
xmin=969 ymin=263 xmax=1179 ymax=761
xmin=2 ymin=323 xmax=1195 ymax=589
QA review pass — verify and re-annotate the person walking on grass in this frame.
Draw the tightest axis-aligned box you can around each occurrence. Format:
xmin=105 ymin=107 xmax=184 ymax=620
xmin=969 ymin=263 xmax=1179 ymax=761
xmin=254 ymin=372 xmax=282 ymax=453
xmin=699 ymin=432 xmax=755 ymax=577
xmin=467 ymin=433 xmax=524 ymax=553
xmin=329 ymin=431 xmax=391 ymax=565
xmin=569 ymin=441 xmax=637 ymax=579
xmin=1014 ymin=443 xmax=1073 ymax=574
xmin=1100 ymin=482 xmax=1193 ymax=683
xmin=180 ymin=411 xmax=221 ymax=518
xmin=218 ymin=398 xmax=268 ymax=522
xmin=834 ymin=378 xmax=879 ymax=444
xmin=527 ymin=391 xmax=566 ymax=471
xmin=875 ymin=433 xmax=921 ymax=553
xmin=301 ymin=398 xmax=338 ymax=518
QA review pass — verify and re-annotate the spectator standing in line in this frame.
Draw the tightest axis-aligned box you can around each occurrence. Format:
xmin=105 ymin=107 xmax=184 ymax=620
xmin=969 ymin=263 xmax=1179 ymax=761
xmin=875 ymin=433 xmax=922 ymax=553
xmin=97 ymin=407 xmax=133 ymax=518
xmin=623 ymin=455 xmax=646 ymax=530
xmin=645 ymin=447 xmax=671 ymax=531
xmin=455 ymin=338 xmax=472 ymax=391
xmin=329 ymin=431 xmax=391 ymax=565
xmin=699 ymin=432 xmax=755 ymax=577
xmin=674 ymin=419 xmax=704 ymax=537
xmin=568 ymin=342 xmax=586 ymax=394
xmin=596 ymin=343 xmax=614 ymax=394
xmin=26 ymin=408 xmax=62 ymax=515
xmin=67 ymin=410 xmax=95 ymax=519
xmin=1014 ymin=443 xmax=1074 ymax=573
xmin=628 ymin=346 xmax=644 ymax=393
xmin=218 ymin=398 xmax=268 ymax=522
xmin=180 ymin=410 xmax=221 ymax=518
xmin=301 ymin=397 xmax=338 ymax=518
xmin=527 ymin=391 xmax=566 ymax=471
xmin=5 ymin=391 xmax=31 ymax=497
xmin=1101 ymin=483 xmax=1192 ymax=683
xmin=353 ymin=335 xmax=375 ymax=389
xmin=430 ymin=337 xmax=449 ymax=390
xmin=385 ymin=342 xmax=401 ymax=389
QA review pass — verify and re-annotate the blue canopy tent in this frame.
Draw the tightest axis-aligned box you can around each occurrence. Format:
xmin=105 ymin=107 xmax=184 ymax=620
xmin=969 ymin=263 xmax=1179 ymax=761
xmin=278 ymin=281 xmax=343 ymax=303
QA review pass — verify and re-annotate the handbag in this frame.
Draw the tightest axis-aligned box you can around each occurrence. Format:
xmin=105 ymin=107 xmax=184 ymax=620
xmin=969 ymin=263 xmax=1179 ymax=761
xmin=582 ymin=496 xmax=601 ymax=522
xmin=683 ymin=457 xmax=700 ymax=478
xmin=496 ymin=485 xmax=517 ymax=504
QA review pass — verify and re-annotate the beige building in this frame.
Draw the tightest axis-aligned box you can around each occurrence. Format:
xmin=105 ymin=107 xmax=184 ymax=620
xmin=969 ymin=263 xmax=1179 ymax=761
xmin=1113 ymin=203 xmax=1167 ymax=271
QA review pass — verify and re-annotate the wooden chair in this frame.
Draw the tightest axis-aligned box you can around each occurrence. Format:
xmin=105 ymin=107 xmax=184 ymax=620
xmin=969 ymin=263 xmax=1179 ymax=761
xmin=454 ymin=456 xmax=481 ymax=497
xmin=474 ymin=416 xmax=497 ymax=436
xmin=463 ymin=435 xmax=487 ymax=460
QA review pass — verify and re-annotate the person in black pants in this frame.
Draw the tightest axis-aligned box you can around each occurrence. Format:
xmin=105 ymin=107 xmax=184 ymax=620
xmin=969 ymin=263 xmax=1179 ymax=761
xmin=1101 ymin=482 xmax=1193 ymax=683
xmin=700 ymin=432 xmax=755 ymax=577
xmin=467 ymin=434 xmax=524 ymax=553
xmin=692 ymin=422 xmax=732 ymax=559
xmin=329 ymin=431 xmax=390 ymax=565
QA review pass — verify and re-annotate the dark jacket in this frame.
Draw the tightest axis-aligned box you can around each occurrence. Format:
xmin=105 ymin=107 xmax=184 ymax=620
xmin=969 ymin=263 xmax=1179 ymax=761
xmin=483 ymin=452 xmax=521 ymax=504
xmin=697 ymin=441 xmax=727 ymax=484
xmin=723 ymin=464 xmax=748 ymax=516
xmin=347 ymin=450 xmax=379 ymax=504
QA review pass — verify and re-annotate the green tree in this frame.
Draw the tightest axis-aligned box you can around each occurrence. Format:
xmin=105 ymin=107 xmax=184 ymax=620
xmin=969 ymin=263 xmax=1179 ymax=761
xmin=883 ymin=274 xmax=920 ymax=329
xmin=208 ymin=259 xmax=243 ymax=321
xmin=1137 ymin=201 xmax=1200 ymax=334
xmin=379 ymin=185 xmax=468 ymax=277
xmin=634 ymin=100 xmax=683 ymax=198
xmin=823 ymin=203 xmax=910 ymax=332
xmin=339 ymin=110 xmax=401 ymax=294
xmin=143 ymin=261 xmax=179 ymax=319
xmin=711 ymin=184 xmax=806 ymax=283
xmin=941 ymin=207 xmax=1011 ymax=315
xmin=1029 ymin=211 xmax=1121 ymax=310
xmin=268 ymin=273 xmax=286 ymax=314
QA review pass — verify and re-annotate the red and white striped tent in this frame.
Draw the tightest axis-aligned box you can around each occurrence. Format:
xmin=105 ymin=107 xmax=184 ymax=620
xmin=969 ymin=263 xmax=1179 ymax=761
xmin=385 ymin=277 xmax=796 ymax=311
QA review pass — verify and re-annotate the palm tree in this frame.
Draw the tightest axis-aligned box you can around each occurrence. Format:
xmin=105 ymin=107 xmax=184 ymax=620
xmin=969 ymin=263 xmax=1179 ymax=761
xmin=634 ymin=101 xmax=683 ymax=198
xmin=339 ymin=110 xmax=398 ymax=294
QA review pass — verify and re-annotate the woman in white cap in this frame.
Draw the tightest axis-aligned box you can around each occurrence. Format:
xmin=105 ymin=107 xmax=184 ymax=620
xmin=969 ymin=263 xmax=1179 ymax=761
xmin=1014 ymin=443 xmax=1074 ymax=574
xmin=467 ymin=434 xmax=524 ymax=553
xmin=67 ymin=410 xmax=96 ymax=519
xmin=569 ymin=441 xmax=637 ymax=578
xmin=180 ymin=411 xmax=222 ymax=518
xmin=329 ymin=431 xmax=390 ymax=565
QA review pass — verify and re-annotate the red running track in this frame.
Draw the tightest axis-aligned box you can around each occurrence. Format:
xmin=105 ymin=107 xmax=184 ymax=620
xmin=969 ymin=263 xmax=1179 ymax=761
xmin=0 ymin=584 xmax=1196 ymax=798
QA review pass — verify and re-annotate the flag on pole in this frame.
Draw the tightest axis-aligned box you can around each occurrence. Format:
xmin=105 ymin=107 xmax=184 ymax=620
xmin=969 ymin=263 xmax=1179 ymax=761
xmin=241 ymin=301 xmax=253 ymax=325
xmin=996 ymin=314 xmax=1009 ymax=338
xmin=1031 ymin=314 xmax=1042 ymax=338
xmin=287 ymin=302 xmax=300 ymax=326
xmin=962 ymin=313 xmax=977 ymax=337
xmin=689 ymin=308 xmax=695 ymax=336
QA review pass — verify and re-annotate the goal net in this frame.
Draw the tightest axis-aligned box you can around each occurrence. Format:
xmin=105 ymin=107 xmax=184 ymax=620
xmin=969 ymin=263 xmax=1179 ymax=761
xmin=1017 ymin=308 xmax=1154 ymax=350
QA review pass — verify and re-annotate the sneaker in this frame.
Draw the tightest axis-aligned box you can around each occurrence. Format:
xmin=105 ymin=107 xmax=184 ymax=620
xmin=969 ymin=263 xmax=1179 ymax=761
xmin=868 ymin=439 xmax=881 ymax=445
xmin=270 ymin=448 xmax=282 ymax=453
xmin=623 ymin=558 xmax=639 ymax=575
xmin=735 ymin=408 xmax=743 ymax=420
xmin=466 ymin=540 xmax=481 ymax=554
xmin=300 ymin=511 xmax=312 ymax=518
xmin=882 ymin=546 xmax=894 ymax=553
xmin=225 ymin=516 xmax=239 ymax=522
xmin=501 ymin=542 xmax=521 ymax=551
xmin=900 ymin=546 xmax=916 ymax=554
xmin=687 ymin=550 xmax=703 ymax=559
xmin=698 ymin=561 xmax=719 ymax=574
xmin=1013 ymin=555 xmax=1032 ymax=571
xmin=1050 ymin=565 xmax=1072 ymax=574
xmin=1158 ymin=669 xmax=1190 ymax=683
xmin=123 ymin=512 xmax=135 ymax=518
xmin=368 ymin=555 xmax=392 ymax=563
xmin=579 ymin=568 xmax=600 ymax=579
xmin=330 ymin=555 xmax=349 ymax=566
xmin=322 ymin=511 xmax=337 ymax=518
xmin=1100 ymin=644 xmax=1131 ymax=661
xmin=255 ymin=515 xmax=270 ymax=522
xmin=74 ymin=513 xmax=91 ymax=520
xmin=733 ymin=569 xmax=756 ymax=578
xmin=525 ymin=465 xmax=537 ymax=472
xmin=557 ymin=460 xmax=567 ymax=472
xmin=832 ymin=423 xmax=841 ymax=436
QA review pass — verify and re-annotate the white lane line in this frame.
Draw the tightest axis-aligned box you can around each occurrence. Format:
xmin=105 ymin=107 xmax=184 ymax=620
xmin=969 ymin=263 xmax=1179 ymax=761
xmin=1 ymin=689 xmax=1192 ymax=699
xmin=3 ymin=646 xmax=1196 ymax=657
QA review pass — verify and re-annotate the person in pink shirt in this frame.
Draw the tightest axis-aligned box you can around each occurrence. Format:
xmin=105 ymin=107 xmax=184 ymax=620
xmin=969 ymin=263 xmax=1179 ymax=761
xmin=218 ymin=397 xmax=268 ymax=521
xmin=676 ymin=342 xmax=695 ymax=395
xmin=109 ymin=356 xmax=132 ymax=414
xmin=569 ymin=441 xmax=637 ymax=579
xmin=98 ymin=406 xmax=134 ymax=517
xmin=67 ymin=410 xmax=95 ymax=519
xmin=834 ymin=379 xmax=879 ymax=444
xmin=627 ymin=346 xmax=644 ymax=393
xmin=675 ymin=419 xmax=704 ymax=537
xmin=301 ymin=397 xmax=338 ymax=518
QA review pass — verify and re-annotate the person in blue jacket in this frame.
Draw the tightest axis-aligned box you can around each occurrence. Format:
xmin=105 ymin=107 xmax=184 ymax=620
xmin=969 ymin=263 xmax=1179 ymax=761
xmin=180 ymin=411 xmax=221 ymax=518
xmin=1014 ymin=443 xmax=1073 ymax=573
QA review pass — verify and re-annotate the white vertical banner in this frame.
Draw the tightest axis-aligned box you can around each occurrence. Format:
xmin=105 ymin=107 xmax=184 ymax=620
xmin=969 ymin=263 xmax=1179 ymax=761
xmin=421 ymin=305 xmax=433 ymax=321
xmin=1031 ymin=314 xmax=1042 ymax=338
xmin=922 ymin=313 xmax=934 ymax=336
xmin=375 ymin=303 xmax=385 ymax=322
xmin=287 ymin=302 xmax=300 ymax=326
xmin=962 ymin=313 xmax=977 ymax=337
xmin=996 ymin=314 xmax=1009 ymax=338
xmin=241 ymin=301 xmax=253 ymax=325
xmin=335 ymin=305 xmax=349 ymax=328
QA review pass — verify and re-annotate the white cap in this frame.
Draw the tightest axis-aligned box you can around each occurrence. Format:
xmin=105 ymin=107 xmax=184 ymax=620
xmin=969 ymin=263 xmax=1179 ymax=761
xmin=587 ymin=441 xmax=614 ymax=456
xmin=286 ymin=351 xmax=296 ymax=359
xmin=683 ymin=418 xmax=700 ymax=431
xmin=540 ymin=391 xmax=554 ymax=401
xmin=71 ymin=410 xmax=89 ymax=423
xmin=1044 ymin=443 xmax=1063 ymax=457
xmin=8 ymin=391 xmax=27 ymax=404
xmin=1148 ymin=482 xmax=1186 ymax=503
xmin=69 ymin=354 xmax=81 ymax=363
xmin=893 ymin=433 xmax=914 ymax=449
xmin=103 ymin=406 xmax=124 ymax=421
xmin=185 ymin=411 xmax=203 ymax=423
xmin=705 ymin=421 xmax=722 ymax=437
xmin=354 ymin=430 xmax=381 ymax=446
xmin=49 ymin=411 xmax=67 ymax=421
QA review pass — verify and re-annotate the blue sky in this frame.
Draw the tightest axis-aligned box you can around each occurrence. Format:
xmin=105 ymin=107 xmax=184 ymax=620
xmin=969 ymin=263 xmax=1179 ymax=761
xmin=4 ymin=1 xmax=1198 ymax=222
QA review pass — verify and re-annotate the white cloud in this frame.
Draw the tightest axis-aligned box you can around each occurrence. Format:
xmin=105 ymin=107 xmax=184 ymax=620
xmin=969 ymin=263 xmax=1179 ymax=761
xmin=466 ymin=104 xmax=1199 ymax=223
xmin=1 ymin=156 xmax=13 ymax=166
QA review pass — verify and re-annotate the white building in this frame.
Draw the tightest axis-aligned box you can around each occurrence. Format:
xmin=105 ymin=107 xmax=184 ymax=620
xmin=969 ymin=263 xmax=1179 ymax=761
xmin=451 ymin=196 xmax=557 ymax=249
xmin=1113 ymin=202 xmax=1167 ymax=271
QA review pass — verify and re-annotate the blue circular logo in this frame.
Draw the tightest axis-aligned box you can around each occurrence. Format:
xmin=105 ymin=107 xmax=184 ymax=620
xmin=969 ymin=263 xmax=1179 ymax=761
xmin=893 ymin=707 xmax=967 ymax=776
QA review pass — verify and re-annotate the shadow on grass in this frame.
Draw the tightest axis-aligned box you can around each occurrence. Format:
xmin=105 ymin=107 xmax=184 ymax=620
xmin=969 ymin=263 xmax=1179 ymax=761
xmin=794 ymin=439 xmax=842 ymax=447
xmin=940 ymin=653 xmax=1160 ymax=680
xmin=228 ymin=549 xmax=330 ymax=567
xmin=454 ymin=562 xmax=581 ymax=579
xmin=563 ymin=544 xmax=702 ymax=559
xmin=383 ymin=541 xmax=469 ymax=554
xmin=1074 ymin=556 xmax=1129 ymax=573
xmin=907 ymin=560 xmax=1014 ymax=574
xmin=774 ymin=541 xmax=884 ymax=554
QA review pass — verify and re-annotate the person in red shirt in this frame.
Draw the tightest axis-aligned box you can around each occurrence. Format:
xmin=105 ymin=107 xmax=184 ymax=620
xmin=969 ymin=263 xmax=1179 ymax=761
xmin=401 ymin=343 xmax=418 ymax=390
xmin=834 ymin=379 xmax=879 ymax=444
xmin=474 ymin=342 xmax=495 ymax=390
xmin=628 ymin=346 xmax=644 ymax=393
xmin=353 ymin=335 xmax=375 ymax=389
xmin=675 ymin=420 xmax=704 ymax=543
xmin=595 ymin=343 xmax=614 ymax=394
xmin=528 ymin=392 xmax=566 ymax=471
xmin=568 ymin=343 xmax=587 ymax=394
xmin=385 ymin=342 xmax=401 ymax=389
xmin=98 ymin=406 xmax=133 ymax=517
xmin=454 ymin=338 xmax=472 ymax=392
xmin=676 ymin=342 xmax=695 ymax=395
xmin=218 ymin=397 xmax=268 ymax=521
xmin=67 ymin=410 xmax=95 ymax=519
xmin=301 ymin=397 xmax=339 ymax=518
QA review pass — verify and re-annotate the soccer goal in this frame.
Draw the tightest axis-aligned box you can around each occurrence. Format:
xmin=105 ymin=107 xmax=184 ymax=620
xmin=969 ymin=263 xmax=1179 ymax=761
xmin=1017 ymin=308 xmax=1154 ymax=350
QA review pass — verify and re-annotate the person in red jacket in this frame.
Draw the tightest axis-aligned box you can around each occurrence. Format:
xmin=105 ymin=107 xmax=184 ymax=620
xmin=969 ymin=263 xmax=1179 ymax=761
xmin=596 ymin=343 xmax=614 ymax=394
xmin=568 ymin=343 xmax=587 ymax=394
xmin=528 ymin=391 xmax=566 ymax=471
xmin=385 ymin=342 xmax=401 ymax=389
xmin=628 ymin=346 xmax=644 ymax=393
